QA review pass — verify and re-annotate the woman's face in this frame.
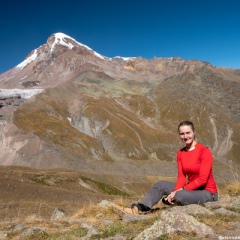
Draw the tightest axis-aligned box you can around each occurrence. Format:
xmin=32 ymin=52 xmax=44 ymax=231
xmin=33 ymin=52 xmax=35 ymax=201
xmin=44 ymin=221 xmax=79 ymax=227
xmin=179 ymin=125 xmax=195 ymax=146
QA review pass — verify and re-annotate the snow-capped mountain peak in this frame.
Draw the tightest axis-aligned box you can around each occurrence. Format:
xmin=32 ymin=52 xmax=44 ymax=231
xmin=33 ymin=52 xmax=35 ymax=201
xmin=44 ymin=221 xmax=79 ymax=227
xmin=49 ymin=32 xmax=107 ymax=60
xmin=16 ymin=32 xmax=108 ymax=71
xmin=50 ymin=33 xmax=75 ymax=52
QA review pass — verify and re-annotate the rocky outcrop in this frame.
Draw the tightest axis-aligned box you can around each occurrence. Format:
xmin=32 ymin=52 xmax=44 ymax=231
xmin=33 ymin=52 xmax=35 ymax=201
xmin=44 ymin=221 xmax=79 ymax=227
xmin=134 ymin=209 xmax=215 ymax=239
xmin=50 ymin=208 xmax=68 ymax=220
xmin=133 ymin=195 xmax=240 ymax=239
xmin=1 ymin=195 xmax=240 ymax=239
xmin=96 ymin=196 xmax=240 ymax=239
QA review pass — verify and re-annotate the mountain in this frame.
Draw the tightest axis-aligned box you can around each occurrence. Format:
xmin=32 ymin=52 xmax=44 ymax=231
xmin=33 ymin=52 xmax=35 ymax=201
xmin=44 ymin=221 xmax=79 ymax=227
xmin=0 ymin=32 xmax=240 ymax=188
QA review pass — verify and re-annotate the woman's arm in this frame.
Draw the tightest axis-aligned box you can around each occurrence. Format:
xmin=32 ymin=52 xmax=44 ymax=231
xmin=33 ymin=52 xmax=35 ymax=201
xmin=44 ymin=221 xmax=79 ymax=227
xmin=166 ymin=151 xmax=186 ymax=204
xmin=174 ymin=151 xmax=187 ymax=190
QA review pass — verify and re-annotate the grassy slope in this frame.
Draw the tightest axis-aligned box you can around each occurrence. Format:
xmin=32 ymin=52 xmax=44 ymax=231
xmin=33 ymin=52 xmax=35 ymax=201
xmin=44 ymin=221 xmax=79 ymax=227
xmin=1 ymin=165 xmax=240 ymax=239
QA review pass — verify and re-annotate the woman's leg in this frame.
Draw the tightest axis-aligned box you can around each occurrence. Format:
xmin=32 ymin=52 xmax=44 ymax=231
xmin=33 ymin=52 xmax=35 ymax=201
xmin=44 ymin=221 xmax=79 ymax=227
xmin=174 ymin=190 xmax=215 ymax=205
xmin=140 ymin=180 xmax=175 ymax=209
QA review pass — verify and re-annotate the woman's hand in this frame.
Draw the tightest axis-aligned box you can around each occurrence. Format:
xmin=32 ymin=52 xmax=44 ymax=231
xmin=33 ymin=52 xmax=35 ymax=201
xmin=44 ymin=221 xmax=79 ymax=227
xmin=167 ymin=191 xmax=176 ymax=204
xmin=167 ymin=187 xmax=184 ymax=204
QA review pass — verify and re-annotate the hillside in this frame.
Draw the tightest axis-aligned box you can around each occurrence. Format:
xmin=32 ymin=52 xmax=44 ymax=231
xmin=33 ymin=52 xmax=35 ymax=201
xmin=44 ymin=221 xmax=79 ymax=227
xmin=0 ymin=33 xmax=240 ymax=188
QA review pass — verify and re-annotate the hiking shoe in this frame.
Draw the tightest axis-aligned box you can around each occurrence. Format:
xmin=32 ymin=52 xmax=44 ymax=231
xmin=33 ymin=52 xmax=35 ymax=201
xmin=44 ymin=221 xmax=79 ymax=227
xmin=162 ymin=196 xmax=170 ymax=205
xmin=123 ymin=205 xmax=140 ymax=215
xmin=113 ymin=205 xmax=140 ymax=218
xmin=162 ymin=196 xmax=174 ymax=205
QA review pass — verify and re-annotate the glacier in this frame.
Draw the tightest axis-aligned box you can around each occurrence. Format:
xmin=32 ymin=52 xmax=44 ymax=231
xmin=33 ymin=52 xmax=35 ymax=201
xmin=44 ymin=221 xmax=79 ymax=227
xmin=0 ymin=89 xmax=43 ymax=99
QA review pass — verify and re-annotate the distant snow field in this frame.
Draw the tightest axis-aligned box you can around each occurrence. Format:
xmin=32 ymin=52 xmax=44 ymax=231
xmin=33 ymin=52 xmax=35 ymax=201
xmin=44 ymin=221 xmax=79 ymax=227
xmin=0 ymin=89 xmax=43 ymax=99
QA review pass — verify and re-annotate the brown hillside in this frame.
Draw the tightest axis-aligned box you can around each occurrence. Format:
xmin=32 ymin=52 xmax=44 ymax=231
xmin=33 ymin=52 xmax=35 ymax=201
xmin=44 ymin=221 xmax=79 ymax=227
xmin=0 ymin=33 xmax=239 ymax=192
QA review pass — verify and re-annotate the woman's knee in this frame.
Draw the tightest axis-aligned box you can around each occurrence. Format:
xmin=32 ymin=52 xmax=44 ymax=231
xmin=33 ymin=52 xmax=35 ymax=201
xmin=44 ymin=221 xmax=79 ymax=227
xmin=153 ymin=180 xmax=174 ymax=190
xmin=153 ymin=180 xmax=166 ymax=188
xmin=174 ymin=191 xmax=187 ymax=205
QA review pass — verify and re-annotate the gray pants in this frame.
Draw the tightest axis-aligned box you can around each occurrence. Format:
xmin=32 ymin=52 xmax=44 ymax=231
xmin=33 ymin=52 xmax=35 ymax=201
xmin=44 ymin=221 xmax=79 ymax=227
xmin=141 ymin=180 xmax=218 ymax=209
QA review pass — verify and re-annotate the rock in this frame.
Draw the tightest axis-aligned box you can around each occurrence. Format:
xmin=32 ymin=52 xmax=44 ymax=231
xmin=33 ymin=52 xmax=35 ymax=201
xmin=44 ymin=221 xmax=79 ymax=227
xmin=214 ymin=207 xmax=238 ymax=216
xmin=134 ymin=210 xmax=215 ymax=240
xmin=80 ymin=223 xmax=100 ymax=240
xmin=51 ymin=208 xmax=67 ymax=220
xmin=87 ymin=226 xmax=100 ymax=236
xmin=20 ymin=228 xmax=48 ymax=238
xmin=204 ymin=201 xmax=229 ymax=209
xmin=204 ymin=194 xmax=240 ymax=209
xmin=29 ymin=214 xmax=39 ymax=219
xmin=0 ymin=231 xmax=8 ymax=240
xmin=81 ymin=223 xmax=94 ymax=229
xmin=171 ymin=204 xmax=214 ymax=215
xmin=121 ymin=204 xmax=213 ymax=223
xmin=103 ymin=235 xmax=126 ymax=240
xmin=234 ymin=221 xmax=240 ymax=228
xmin=232 ymin=204 xmax=240 ymax=209
xmin=13 ymin=224 xmax=25 ymax=231
xmin=230 ymin=196 xmax=240 ymax=209
xmin=122 ymin=213 xmax=153 ymax=223
xmin=218 ymin=194 xmax=232 ymax=202
xmin=98 ymin=200 xmax=119 ymax=209
xmin=104 ymin=220 xmax=113 ymax=225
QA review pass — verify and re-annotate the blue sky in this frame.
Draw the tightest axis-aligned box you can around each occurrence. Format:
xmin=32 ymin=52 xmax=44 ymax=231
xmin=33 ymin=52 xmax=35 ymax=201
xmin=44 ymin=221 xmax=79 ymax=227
xmin=0 ymin=0 xmax=240 ymax=74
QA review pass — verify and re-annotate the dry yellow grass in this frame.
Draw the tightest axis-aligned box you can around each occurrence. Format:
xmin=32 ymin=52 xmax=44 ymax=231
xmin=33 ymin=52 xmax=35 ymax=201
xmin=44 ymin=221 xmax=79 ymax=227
xmin=1 ymin=164 xmax=240 ymax=239
xmin=221 ymin=181 xmax=240 ymax=196
xmin=1 ymin=190 xmax=240 ymax=240
xmin=217 ymin=179 xmax=240 ymax=196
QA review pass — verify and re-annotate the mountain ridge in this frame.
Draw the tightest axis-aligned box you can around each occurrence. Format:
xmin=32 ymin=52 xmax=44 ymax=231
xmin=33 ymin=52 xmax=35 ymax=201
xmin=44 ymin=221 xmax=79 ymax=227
xmin=0 ymin=32 xmax=239 ymax=187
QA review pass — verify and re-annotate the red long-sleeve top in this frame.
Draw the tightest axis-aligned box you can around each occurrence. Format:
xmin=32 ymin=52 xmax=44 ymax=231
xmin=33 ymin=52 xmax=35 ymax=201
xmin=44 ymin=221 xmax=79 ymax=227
xmin=174 ymin=143 xmax=217 ymax=193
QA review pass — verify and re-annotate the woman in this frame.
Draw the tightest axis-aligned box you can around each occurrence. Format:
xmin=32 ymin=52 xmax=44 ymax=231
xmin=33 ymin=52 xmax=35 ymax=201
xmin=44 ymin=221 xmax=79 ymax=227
xmin=123 ymin=120 xmax=218 ymax=215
